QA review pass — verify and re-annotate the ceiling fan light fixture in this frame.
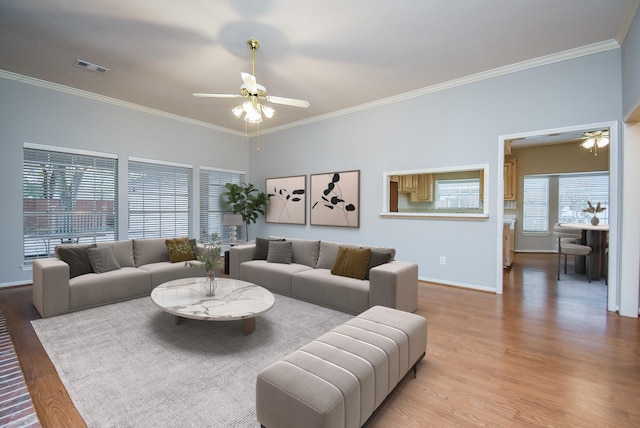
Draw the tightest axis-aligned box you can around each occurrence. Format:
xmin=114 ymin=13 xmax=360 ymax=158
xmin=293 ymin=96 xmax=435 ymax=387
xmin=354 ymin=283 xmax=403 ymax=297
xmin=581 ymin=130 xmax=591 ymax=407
xmin=261 ymin=105 xmax=275 ymax=118
xmin=580 ymin=130 xmax=609 ymax=156
xmin=231 ymin=105 xmax=244 ymax=118
xmin=580 ymin=138 xmax=596 ymax=149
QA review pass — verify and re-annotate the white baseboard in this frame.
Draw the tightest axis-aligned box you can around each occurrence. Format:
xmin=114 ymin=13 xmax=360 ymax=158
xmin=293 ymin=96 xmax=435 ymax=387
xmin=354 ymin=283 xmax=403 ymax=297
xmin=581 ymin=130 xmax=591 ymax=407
xmin=419 ymin=277 xmax=497 ymax=293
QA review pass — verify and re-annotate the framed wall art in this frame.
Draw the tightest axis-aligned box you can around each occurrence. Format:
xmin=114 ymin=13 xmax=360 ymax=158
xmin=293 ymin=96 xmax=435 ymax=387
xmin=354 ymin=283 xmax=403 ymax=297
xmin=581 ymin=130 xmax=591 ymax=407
xmin=310 ymin=170 xmax=360 ymax=228
xmin=265 ymin=175 xmax=306 ymax=225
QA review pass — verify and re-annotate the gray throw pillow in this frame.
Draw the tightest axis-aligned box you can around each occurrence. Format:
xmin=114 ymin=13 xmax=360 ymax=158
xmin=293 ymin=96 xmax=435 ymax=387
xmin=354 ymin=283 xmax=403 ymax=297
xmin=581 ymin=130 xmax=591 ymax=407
xmin=266 ymin=241 xmax=292 ymax=264
xmin=365 ymin=248 xmax=395 ymax=279
xmin=254 ymin=237 xmax=285 ymax=260
xmin=88 ymin=246 xmax=122 ymax=274
xmin=55 ymin=243 xmax=97 ymax=278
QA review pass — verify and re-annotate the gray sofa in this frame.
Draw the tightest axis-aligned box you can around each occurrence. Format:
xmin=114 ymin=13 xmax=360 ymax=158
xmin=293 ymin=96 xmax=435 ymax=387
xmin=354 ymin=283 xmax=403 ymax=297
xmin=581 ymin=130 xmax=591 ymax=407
xmin=229 ymin=237 xmax=418 ymax=314
xmin=33 ymin=238 xmax=206 ymax=318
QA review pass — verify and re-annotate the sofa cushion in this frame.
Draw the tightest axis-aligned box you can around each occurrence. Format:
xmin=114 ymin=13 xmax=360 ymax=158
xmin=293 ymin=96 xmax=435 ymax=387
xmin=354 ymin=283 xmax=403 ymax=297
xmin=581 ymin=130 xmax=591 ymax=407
xmin=316 ymin=241 xmax=340 ymax=269
xmin=97 ymin=240 xmax=135 ymax=268
xmin=69 ymin=267 xmax=151 ymax=310
xmin=254 ymin=237 xmax=285 ymax=260
xmin=331 ymin=246 xmax=372 ymax=280
xmin=138 ymin=261 xmax=205 ymax=288
xmin=133 ymin=238 xmax=170 ymax=267
xmin=87 ymin=246 xmax=121 ymax=274
xmin=267 ymin=241 xmax=292 ymax=264
xmin=165 ymin=237 xmax=196 ymax=263
xmin=239 ymin=260 xmax=311 ymax=295
xmin=287 ymin=238 xmax=321 ymax=268
xmin=55 ymin=243 xmax=97 ymax=278
xmin=365 ymin=248 xmax=395 ymax=280
xmin=292 ymin=268 xmax=370 ymax=314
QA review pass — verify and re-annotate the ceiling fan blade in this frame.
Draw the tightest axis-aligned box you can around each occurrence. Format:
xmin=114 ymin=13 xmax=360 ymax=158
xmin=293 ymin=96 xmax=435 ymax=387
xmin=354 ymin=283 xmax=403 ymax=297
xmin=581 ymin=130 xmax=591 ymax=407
xmin=267 ymin=95 xmax=310 ymax=108
xmin=241 ymin=72 xmax=258 ymax=94
xmin=193 ymin=93 xmax=242 ymax=98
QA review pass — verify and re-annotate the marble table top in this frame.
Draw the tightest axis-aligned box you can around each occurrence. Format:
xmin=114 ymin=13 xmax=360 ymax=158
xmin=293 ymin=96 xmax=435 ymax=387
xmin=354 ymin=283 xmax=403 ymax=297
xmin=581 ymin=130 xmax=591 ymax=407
xmin=150 ymin=277 xmax=275 ymax=322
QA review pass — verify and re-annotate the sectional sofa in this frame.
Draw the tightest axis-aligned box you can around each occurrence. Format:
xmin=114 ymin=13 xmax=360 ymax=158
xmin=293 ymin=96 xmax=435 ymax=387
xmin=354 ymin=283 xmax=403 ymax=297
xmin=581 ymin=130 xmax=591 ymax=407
xmin=229 ymin=237 xmax=419 ymax=314
xmin=32 ymin=237 xmax=206 ymax=318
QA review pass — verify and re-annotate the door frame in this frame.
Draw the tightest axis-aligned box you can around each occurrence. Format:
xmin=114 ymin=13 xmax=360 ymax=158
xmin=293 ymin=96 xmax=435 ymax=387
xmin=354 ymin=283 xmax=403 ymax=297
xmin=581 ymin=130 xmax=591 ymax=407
xmin=497 ymin=121 xmax=619 ymax=312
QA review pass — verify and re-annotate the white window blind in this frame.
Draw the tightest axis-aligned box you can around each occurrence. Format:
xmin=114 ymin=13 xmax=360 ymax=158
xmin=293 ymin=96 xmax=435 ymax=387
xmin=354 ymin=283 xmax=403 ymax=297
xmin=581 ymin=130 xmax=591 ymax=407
xmin=23 ymin=145 xmax=118 ymax=260
xmin=199 ymin=168 xmax=244 ymax=241
xmin=435 ymin=179 xmax=480 ymax=209
xmin=558 ymin=173 xmax=609 ymax=225
xmin=523 ymin=176 xmax=549 ymax=232
xmin=128 ymin=159 xmax=192 ymax=239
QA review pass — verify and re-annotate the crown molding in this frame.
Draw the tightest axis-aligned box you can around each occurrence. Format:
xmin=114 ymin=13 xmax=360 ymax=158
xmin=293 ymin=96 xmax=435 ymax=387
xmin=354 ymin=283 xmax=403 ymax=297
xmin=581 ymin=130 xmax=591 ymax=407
xmin=0 ymin=69 xmax=245 ymax=137
xmin=1 ymin=39 xmax=621 ymax=139
xmin=255 ymin=40 xmax=621 ymax=137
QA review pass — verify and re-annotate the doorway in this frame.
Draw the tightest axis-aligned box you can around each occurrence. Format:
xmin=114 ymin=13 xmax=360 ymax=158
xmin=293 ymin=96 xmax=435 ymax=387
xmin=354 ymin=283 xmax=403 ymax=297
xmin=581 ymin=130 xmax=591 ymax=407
xmin=497 ymin=121 xmax=619 ymax=312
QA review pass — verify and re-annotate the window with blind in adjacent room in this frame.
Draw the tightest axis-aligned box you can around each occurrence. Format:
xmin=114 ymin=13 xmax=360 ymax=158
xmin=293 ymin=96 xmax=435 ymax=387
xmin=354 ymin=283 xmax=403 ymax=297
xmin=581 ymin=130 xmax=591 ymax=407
xmin=522 ymin=176 xmax=549 ymax=233
xmin=558 ymin=173 xmax=609 ymax=225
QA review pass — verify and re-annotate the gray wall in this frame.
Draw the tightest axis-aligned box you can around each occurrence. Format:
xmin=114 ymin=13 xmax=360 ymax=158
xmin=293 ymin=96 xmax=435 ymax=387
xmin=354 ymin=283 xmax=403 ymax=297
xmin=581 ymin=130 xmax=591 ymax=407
xmin=0 ymin=77 xmax=248 ymax=286
xmin=622 ymin=5 xmax=640 ymax=120
xmin=249 ymin=49 xmax=622 ymax=291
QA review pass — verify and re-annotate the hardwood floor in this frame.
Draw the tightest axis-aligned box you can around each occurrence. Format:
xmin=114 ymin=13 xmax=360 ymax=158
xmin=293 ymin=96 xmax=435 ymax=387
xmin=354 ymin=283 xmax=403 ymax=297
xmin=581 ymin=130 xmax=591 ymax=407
xmin=1 ymin=253 xmax=638 ymax=427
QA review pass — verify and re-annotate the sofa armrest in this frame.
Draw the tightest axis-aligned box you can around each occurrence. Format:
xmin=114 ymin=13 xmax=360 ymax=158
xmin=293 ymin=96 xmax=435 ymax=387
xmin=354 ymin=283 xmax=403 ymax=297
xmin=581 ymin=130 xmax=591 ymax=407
xmin=32 ymin=258 xmax=71 ymax=318
xmin=229 ymin=244 xmax=256 ymax=279
xmin=369 ymin=261 xmax=418 ymax=312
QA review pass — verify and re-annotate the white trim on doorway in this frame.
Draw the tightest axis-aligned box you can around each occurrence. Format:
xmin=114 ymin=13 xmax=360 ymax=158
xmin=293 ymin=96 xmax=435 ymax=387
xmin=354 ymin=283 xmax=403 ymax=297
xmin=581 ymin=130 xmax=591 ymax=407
xmin=497 ymin=121 xmax=619 ymax=313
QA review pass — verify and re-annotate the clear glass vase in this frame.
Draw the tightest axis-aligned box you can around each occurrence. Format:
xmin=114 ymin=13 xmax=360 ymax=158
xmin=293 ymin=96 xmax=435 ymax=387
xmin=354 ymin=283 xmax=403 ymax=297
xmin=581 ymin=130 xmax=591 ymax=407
xmin=204 ymin=271 xmax=216 ymax=296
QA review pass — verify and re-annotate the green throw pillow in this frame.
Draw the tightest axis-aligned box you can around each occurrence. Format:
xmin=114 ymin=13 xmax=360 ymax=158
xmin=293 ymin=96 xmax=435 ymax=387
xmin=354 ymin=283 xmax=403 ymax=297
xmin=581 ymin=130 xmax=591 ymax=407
xmin=331 ymin=246 xmax=372 ymax=280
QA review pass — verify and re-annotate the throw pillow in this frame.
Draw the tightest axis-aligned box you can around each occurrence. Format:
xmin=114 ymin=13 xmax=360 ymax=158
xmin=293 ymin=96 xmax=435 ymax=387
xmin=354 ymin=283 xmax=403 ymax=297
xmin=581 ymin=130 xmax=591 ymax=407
xmin=254 ymin=237 xmax=285 ymax=260
xmin=365 ymin=248 xmax=395 ymax=279
xmin=331 ymin=246 xmax=372 ymax=280
xmin=87 ymin=246 xmax=122 ymax=274
xmin=55 ymin=243 xmax=97 ymax=279
xmin=266 ymin=241 xmax=293 ymax=264
xmin=165 ymin=237 xmax=196 ymax=263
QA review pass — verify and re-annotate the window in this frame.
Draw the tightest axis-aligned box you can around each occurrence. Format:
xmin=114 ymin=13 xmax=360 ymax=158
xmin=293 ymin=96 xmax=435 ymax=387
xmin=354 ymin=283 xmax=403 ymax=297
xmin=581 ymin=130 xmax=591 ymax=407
xmin=523 ymin=176 xmax=549 ymax=232
xmin=128 ymin=158 xmax=192 ymax=239
xmin=434 ymin=179 xmax=480 ymax=209
xmin=199 ymin=168 xmax=244 ymax=241
xmin=23 ymin=144 xmax=118 ymax=260
xmin=558 ymin=173 xmax=609 ymax=225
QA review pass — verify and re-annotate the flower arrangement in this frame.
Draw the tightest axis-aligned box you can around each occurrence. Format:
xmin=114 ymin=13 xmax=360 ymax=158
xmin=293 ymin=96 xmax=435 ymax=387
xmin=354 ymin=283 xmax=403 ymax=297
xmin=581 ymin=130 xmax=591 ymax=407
xmin=583 ymin=201 xmax=606 ymax=215
xmin=178 ymin=232 xmax=222 ymax=273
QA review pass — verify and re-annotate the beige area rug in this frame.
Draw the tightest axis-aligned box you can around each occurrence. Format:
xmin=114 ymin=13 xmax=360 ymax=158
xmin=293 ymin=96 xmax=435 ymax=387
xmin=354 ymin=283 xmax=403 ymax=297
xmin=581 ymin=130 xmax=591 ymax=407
xmin=31 ymin=295 xmax=353 ymax=427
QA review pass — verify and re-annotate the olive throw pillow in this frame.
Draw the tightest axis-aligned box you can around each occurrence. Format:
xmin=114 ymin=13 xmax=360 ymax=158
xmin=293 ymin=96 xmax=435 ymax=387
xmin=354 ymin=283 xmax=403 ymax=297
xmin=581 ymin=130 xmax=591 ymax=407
xmin=55 ymin=243 xmax=97 ymax=278
xmin=165 ymin=237 xmax=196 ymax=263
xmin=87 ymin=246 xmax=122 ymax=274
xmin=331 ymin=246 xmax=372 ymax=280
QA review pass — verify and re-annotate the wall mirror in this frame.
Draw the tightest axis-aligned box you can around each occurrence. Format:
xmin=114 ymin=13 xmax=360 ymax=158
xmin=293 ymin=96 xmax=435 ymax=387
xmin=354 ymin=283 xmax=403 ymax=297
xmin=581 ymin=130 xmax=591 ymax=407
xmin=381 ymin=164 xmax=490 ymax=219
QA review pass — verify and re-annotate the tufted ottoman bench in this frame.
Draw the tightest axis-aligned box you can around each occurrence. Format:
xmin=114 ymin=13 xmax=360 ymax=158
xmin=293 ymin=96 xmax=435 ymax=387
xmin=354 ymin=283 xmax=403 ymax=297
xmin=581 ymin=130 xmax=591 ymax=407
xmin=256 ymin=305 xmax=427 ymax=428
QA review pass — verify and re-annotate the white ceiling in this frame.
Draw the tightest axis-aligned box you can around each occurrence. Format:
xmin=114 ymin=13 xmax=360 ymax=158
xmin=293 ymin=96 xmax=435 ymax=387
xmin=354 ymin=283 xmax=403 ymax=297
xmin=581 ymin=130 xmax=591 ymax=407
xmin=0 ymin=1 xmax=637 ymax=134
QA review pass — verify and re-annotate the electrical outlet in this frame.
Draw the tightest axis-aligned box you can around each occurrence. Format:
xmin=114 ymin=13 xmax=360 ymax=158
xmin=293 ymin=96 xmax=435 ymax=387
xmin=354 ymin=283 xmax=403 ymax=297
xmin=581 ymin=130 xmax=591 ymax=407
xmin=440 ymin=256 xmax=446 ymax=265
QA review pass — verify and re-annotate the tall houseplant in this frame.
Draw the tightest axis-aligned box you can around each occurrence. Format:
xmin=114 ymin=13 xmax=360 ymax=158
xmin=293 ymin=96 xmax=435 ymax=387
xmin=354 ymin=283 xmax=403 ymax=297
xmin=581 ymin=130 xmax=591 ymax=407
xmin=221 ymin=183 xmax=270 ymax=241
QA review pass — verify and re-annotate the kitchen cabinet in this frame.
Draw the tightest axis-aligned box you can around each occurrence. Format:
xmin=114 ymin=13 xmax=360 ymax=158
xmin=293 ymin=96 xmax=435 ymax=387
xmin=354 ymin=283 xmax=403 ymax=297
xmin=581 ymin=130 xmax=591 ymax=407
xmin=504 ymin=158 xmax=517 ymax=201
xmin=409 ymin=174 xmax=434 ymax=202
xmin=503 ymin=222 xmax=515 ymax=268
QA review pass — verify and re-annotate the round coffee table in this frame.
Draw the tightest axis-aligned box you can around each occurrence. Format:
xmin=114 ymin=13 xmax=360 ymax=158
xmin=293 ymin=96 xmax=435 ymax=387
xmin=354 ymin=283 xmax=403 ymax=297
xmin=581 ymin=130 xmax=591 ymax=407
xmin=150 ymin=277 xmax=275 ymax=335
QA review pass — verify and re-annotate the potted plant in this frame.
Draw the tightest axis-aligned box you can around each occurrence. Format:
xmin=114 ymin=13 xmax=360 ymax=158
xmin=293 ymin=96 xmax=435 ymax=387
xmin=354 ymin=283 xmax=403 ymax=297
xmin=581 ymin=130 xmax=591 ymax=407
xmin=220 ymin=182 xmax=270 ymax=241
xmin=583 ymin=201 xmax=606 ymax=225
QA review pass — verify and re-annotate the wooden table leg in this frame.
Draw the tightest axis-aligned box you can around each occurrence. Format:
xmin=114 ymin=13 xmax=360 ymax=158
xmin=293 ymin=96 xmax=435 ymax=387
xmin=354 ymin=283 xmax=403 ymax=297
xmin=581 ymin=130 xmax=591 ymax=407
xmin=243 ymin=318 xmax=256 ymax=335
xmin=175 ymin=316 xmax=182 ymax=325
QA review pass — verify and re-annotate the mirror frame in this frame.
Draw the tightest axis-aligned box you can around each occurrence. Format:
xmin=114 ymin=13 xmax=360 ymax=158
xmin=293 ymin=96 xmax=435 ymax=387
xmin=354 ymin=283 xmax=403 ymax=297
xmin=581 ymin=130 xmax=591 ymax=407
xmin=381 ymin=164 xmax=490 ymax=219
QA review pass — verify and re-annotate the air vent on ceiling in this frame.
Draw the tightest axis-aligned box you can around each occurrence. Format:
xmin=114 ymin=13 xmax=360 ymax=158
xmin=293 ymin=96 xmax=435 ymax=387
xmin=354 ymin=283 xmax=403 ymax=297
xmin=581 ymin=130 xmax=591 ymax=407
xmin=74 ymin=59 xmax=110 ymax=74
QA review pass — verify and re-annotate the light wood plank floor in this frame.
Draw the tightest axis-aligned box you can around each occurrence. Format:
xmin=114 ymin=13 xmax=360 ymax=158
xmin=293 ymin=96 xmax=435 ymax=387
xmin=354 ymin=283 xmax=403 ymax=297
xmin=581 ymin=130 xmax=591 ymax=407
xmin=1 ymin=253 xmax=638 ymax=427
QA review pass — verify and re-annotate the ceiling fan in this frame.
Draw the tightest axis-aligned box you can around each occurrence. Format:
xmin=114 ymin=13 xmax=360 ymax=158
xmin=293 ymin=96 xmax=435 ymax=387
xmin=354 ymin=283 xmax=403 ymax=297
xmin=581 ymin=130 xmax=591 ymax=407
xmin=193 ymin=39 xmax=310 ymax=124
xmin=579 ymin=129 xmax=609 ymax=156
